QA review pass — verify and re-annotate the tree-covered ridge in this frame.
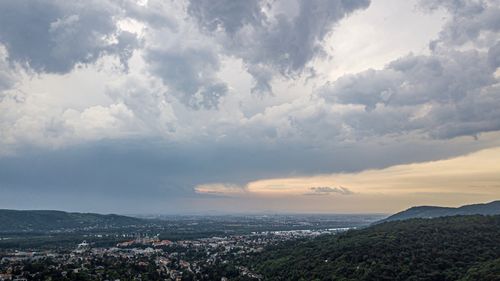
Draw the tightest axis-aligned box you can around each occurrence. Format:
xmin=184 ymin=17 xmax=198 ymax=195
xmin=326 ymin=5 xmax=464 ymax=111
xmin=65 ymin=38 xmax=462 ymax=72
xmin=460 ymin=258 xmax=500 ymax=281
xmin=379 ymin=200 xmax=500 ymax=223
xmin=248 ymin=215 xmax=500 ymax=281
xmin=0 ymin=209 xmax=145 ymax=232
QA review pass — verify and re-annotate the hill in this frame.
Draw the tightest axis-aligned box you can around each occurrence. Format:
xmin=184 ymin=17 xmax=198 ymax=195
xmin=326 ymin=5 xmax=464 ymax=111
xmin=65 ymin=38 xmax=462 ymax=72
xmin=246 ymin=215 xmax=500 ymax=281
xmin=378 ymin=200 xmax=500 ymax=223
xmin=0 ymin=209 xmax=146 ymax=232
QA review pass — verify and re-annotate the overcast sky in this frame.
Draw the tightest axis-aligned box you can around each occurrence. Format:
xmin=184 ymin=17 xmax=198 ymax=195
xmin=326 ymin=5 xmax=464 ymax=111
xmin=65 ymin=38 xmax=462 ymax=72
xmin=0 ymin=0 xmax=499 ymax=214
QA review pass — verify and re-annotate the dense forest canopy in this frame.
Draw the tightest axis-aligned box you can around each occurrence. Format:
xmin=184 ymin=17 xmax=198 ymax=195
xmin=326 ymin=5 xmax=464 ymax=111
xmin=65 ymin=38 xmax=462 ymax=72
xmin=246 ymin=215 xmax=500 ymax=281
xmin=379 ymin=200 xmax=500 ymax=223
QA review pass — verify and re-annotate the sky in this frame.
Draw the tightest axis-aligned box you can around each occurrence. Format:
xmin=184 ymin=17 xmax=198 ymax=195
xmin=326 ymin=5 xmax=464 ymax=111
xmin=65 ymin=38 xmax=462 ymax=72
xmin=0 ymin=0 xmax=499 ymax=214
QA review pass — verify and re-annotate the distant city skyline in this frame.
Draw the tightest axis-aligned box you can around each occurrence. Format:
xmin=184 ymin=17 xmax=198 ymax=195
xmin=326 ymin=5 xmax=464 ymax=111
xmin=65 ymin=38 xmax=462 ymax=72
xmin=0 ymin=0 xmax=499 ymax=213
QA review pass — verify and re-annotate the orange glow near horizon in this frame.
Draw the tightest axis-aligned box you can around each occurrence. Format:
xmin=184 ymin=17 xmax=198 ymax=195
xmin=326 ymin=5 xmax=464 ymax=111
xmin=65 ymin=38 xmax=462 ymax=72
xmin=194 ymin=147 xmax=500 ymax=213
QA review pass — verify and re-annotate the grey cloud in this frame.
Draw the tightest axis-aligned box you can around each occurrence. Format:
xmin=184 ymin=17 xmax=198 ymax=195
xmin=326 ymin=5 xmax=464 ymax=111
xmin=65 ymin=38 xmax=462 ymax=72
xmin=324 ymin=51 xmax=496 ymax=109
xmin=146 ymin=47 xmax=228 ymax=109
xmin=488 ymin=41 xmax=500 ymax=67
xmin=0 ymin=73 xmax=12 ymax=93
xmin=0 ymin=46 xmax=18 ymax=99
xmin=319 ymin=48 xmax=499 ymax=139
xmin=427 ymin=84 xmax=500 ymax=139
xmin=254 ymin=0 xmax=370 ymax=74
xmin=105 ymin=77 xmax=177 ymax=134
xmin=188 ymin=0 xmax=371 ymax=92
xmin=320 ymin=68 xmax=402 ymax=111
xmin=247 ymin=64 xmax=274 ymax=94
xmin=122 ymin=0 xmax=177 ymax=30
xmin=108 ymin=31 xmax=141 ymax=72
xmin=420 ymin=0 xmax=500 ymax=48
xmin=314 ymin=0 xmax=500 ymax=141
xmin=0 ymin=0 xmax=139 ymax=74
xmin=188 ymin=0 xmax=264 ymax=35
xmin=0 ymin=57 xmax=14 ymax=94
xmin=306 ymin=186 xmax=354 ymax=196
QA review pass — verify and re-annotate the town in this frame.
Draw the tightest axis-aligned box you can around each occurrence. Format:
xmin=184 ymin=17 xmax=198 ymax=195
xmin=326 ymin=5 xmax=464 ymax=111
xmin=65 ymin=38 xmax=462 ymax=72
xmin=1 ymin=228 xmax=350 ymax=281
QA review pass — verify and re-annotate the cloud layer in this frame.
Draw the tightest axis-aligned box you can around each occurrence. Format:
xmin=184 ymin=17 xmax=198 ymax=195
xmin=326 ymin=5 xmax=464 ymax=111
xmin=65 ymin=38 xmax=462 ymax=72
xmin=0 ymin=0 xmax=499 ymax=212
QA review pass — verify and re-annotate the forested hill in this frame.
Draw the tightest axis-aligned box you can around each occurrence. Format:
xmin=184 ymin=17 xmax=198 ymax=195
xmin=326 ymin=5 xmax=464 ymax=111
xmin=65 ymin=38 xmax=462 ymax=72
xmin=0 ymin=209 xmax=146 ymax=232
xmin=378 ymin=200 xmax=500 ymax=223
xmin=247 ymin=215 xmax=500 ymax=281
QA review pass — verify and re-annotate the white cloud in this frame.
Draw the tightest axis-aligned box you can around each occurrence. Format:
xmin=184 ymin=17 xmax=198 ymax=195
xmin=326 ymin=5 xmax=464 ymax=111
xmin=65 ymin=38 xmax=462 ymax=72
xmin=320 ymin=0 xmax=447 ymax=79
xmin=0 ymin=46 xmax=16 ymax=94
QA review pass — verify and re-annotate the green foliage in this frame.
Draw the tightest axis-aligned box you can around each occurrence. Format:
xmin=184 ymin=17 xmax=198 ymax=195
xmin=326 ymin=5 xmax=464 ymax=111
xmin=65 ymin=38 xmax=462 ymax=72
xmin=380 ymin=200 xmax=500 ymax=223
xmin=459 ymin=258 xmax=500 ymax=281
xmin=247 ymin=215 xmax=500 ymax=281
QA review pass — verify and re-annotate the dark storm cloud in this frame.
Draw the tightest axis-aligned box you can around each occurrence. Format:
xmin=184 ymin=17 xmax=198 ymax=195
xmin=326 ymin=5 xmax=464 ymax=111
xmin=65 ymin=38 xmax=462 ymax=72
xmin=489 ymin=41 xmax=500 ymax=67
xmin=0 ymin=136 xmax=494 ymax=212
xmin=324 ymin=51 xmax=496 ymax=109
xmin=188 ymin=0 xmax=264 ymax=35
xmin=145 ymin=47 xmax=228 ymax=109
xmin=320 ymin=49 xmax=500 ymax=139
xmin=188 ymin=0 xmax=371 ymax=93
xmin=0 ymin=0 xmax=139 ymax=74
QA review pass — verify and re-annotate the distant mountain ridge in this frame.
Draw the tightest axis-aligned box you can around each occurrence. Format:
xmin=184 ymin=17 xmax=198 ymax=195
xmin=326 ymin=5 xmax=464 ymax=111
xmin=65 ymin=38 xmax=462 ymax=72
xmin=378 ymin=200 xmax=500 ymax=223
xmin=0 ymin=209 xmax=147 ymax=232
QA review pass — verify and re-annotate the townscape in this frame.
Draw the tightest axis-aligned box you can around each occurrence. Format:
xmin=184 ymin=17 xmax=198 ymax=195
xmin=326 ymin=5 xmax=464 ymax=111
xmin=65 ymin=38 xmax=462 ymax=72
xmin=0 ymin=228 xmax=350 ymax=281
